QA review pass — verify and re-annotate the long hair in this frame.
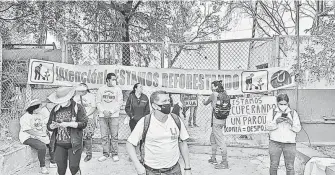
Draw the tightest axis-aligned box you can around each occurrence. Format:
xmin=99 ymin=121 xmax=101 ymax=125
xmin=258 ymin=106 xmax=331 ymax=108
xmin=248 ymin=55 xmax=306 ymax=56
xmin=26 ymin=104 xmax=41 ymax=114
xmin=130 ymin=83 xmax=140 ymax=94
xmin=277 ymin=93 xmax=289 ymax=103
xmin=212 ymin=80 xmax=225 ymax=93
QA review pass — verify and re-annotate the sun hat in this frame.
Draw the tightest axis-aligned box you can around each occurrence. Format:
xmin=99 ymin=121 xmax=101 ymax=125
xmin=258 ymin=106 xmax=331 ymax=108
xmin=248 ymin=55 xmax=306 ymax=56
xmin=76 ymin=84 xmax=88 ymax=92
xmin=25 ymin=99 xmax=43 ymax=110
xmin=47 ymin=86 xmax=76 ymax=104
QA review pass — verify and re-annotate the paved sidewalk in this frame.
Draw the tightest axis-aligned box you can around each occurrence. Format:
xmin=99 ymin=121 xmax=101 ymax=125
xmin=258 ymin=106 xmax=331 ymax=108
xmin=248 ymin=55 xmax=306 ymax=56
xmin=14 ymin=145 xmax=304 ymax=175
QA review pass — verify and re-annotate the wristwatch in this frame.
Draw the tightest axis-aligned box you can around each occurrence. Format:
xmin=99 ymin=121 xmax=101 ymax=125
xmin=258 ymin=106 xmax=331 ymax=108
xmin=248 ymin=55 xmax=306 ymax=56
xmin=184 ymin=167 xmax=191 ymax=171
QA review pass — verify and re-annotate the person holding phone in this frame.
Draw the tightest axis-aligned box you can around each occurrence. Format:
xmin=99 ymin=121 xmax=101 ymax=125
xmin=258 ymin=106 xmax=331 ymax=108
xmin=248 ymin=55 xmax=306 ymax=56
xmin=266 ymin=94 xmax=302 ymax=175
xmin=47 ymin=87 xmax=88 ymax=175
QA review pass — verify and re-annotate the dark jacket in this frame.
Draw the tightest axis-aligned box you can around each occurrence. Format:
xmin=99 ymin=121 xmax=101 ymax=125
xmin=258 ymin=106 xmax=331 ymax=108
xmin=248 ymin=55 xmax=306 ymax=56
xmin=47 ymin=100 xmax=87 ymax=154
xmin=125 ymin=93 xmax=150 ymax=122
xmin=171 ymin=104 xmax=181 ymax=116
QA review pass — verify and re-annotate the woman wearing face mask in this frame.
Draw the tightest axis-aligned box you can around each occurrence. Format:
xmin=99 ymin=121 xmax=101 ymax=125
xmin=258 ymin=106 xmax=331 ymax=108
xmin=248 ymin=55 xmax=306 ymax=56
xmin=266 ymin=93 xmax=301 ymax=175
xmin=125 ymin=83 xmax=150 ymax=161
xmin=47 ymin=87 xmax=88 ymax=175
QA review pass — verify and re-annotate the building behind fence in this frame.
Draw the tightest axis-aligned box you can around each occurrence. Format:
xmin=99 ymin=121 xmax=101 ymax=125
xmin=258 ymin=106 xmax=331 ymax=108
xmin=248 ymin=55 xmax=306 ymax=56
xmin=3 ymin=36 xmax=334 ymax=147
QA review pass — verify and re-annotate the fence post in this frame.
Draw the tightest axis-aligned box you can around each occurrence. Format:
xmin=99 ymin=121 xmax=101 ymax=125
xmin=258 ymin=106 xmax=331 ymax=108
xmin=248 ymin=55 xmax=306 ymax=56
xmin=61 ymin=40 xmax=67 ymax=63
xmin=275 ymin=36 xmax=280 ymax=67
xmin=271 ymin=36 xmax=280 ymax=67
xmin=0 ymin=36 xmax=2 ymax=113
xmin=161 ymin=43 xmax=165 ymax=68
xmin=218 ymin=43 xmax=221 ymax=70
xmin=167 ymin=44 xmax=172 ymax=68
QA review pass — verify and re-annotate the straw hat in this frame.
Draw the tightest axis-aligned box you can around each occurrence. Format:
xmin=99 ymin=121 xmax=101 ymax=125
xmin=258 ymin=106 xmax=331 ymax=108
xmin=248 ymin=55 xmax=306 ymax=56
xmin=25 ymin=99 xmax=43 ymax=110
xmin=75 ymin=85 xmax=88 ymax=92
xmin=48 ymin=86 xmax=76 ymax=104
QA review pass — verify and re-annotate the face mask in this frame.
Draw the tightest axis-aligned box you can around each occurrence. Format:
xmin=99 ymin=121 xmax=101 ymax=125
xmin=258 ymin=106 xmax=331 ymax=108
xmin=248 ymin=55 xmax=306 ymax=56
xmin=111 ymin=81 xmax=117 ymax=86
xmin=156 ymin=103 xmax=171 ymax=114
xmin=278 ymin=104 xmax=288 ymax=112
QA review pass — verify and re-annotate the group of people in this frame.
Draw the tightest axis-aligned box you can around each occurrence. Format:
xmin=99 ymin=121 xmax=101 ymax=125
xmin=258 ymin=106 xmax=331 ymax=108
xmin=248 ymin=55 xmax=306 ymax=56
xmin=19 ymin=71 xmax=302 ymax=175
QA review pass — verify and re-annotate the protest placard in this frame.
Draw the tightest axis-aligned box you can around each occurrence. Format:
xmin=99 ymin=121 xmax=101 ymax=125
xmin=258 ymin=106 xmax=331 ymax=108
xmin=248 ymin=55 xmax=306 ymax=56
xmin=224 ymin=96 xmax=277 ymax=135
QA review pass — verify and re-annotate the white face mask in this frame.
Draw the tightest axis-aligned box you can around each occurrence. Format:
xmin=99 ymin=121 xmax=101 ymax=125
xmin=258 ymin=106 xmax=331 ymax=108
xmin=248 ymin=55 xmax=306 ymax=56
xmin=111 ymin=81 xmax=117 ymax=86
xmin=278 ymin=104 xmax=288 ymax=112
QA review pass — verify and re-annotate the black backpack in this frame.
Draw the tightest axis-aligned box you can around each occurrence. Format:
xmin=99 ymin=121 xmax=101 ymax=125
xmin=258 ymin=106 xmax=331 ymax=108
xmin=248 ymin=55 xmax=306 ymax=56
xmin=214 ymin=92 xmax=231 ymax=120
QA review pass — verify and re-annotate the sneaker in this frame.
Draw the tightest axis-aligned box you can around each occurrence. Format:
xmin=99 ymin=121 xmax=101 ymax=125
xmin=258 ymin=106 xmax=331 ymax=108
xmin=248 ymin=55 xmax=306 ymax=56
xmin=84 ymin=155 xmax=92 ymax=162
xmin=208 ymin=157 xmax=218 ymax=165
xmin=215 ymin=161 xmax=229 ymax=169
xmin=112 ymin=155 xmax=120 ymax=162
xmin=98 ymin=155 xmax=109 ymax=162
xmin=49 ymin=163 xmax=57 ymax=168
xmin=40 ymin=167 xmax=49 ymax=174
xmin=188 ymin=124 xmax=193 ymax=128
xmin=128 ymin=157 xmax=132 ymax=162
xmin=193 ymin=124 xmax=199 ymax=127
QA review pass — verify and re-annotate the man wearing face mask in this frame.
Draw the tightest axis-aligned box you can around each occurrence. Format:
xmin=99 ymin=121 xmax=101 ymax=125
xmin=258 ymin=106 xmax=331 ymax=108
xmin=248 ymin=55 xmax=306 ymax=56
xmin=96 ymin=73 xmax=123 ymax=162
xmin=126 ymin=91 xmax=192 ymax=175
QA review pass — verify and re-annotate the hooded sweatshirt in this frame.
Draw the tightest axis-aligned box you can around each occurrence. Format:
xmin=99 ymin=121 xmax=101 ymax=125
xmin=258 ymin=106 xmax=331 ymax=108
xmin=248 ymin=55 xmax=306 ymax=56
xmin=96 ymin=85 xmax=123 ymax=118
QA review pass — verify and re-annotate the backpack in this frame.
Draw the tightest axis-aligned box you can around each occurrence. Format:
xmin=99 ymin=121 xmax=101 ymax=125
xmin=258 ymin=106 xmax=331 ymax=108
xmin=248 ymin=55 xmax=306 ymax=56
xmin=214 ymin=92 xmax=231 ymax=120
xmin=140 ymin=113 xmax=182 ymax=164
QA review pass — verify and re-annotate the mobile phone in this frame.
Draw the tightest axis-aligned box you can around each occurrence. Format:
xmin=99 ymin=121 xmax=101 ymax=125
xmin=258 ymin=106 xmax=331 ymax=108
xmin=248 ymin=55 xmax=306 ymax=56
xmin=281 ymin=113 xmax=288 ymax=118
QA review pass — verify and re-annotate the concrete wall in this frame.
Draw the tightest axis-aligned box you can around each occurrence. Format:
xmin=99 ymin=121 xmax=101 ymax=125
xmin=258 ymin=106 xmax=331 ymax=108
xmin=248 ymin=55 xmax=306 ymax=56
xmin=279 ymin=89 xmax=335 ymax=143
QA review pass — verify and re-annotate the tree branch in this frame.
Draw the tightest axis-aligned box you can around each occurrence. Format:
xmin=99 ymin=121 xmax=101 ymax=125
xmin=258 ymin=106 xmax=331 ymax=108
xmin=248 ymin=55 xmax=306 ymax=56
xmin=0 ymin=3 xmax=15 ymax=13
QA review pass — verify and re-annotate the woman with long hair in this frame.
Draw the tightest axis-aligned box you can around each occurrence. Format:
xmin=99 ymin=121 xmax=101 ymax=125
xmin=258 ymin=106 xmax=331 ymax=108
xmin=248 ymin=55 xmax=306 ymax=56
xmin=125 ymin=83 xmax=150 ymax=161
xmin=267 ymin=94 xmax=301 ymax=175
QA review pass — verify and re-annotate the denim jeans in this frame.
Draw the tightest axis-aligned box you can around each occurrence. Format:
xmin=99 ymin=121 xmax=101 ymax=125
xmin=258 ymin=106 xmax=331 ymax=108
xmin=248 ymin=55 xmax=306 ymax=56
xmin=269 ymin=140 xmax=296 ymax=175
xmin=55 ymin=143 xmax=82 ymax=175
xmin=99 ymin=117 xmax=119 ymax=157
xmin=129 ymin=118 xmax=143 ymax=157
xmin=23 ymin=138 xmax=48 ymax=167
xmin=83 ymin=137 xmax=92 ymax=156
xmin=145 ymin=163 xmax=182 ymax=175
xmin=210 ymin=122 xmax=228 ymax=159
xmin=188 ymin=106 xmax=198 ymax=125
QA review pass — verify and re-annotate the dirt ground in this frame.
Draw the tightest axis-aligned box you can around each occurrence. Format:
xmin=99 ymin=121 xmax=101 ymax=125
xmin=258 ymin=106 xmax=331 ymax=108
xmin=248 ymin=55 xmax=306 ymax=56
xmin=15 ymin=144 xmax=305 ymax=175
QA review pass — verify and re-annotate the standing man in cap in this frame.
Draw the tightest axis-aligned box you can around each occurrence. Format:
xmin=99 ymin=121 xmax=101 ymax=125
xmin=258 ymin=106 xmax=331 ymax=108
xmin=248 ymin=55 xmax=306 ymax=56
xmin=47 ymin=86 xmax=87 ymax=175
xmin=73 ymin=83 xmax=97 ymax=162
xmin=96 ymin=73 xmax=123 ymax=162
xmin=126 ymin=91 xmax=192 ymax=175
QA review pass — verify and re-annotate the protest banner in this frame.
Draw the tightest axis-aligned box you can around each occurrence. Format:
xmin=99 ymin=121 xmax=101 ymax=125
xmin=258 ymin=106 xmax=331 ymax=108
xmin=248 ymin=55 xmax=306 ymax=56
xmin=27 ymin=59 xmax=295 ymax=95
xmin=224 ymin=96 xmax=277 ymax=135
xmin=180 ymin=94 xmax=198 ymax=107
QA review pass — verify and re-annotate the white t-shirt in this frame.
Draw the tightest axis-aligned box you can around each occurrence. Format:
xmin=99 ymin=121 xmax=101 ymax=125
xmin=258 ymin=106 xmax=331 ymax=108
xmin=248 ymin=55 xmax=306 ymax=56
xmin=73 ymin=93 xmax=97 ymax=118
xmin=19 ymin=107 xmax=50 ymax=144
xmin=96 ymin=85 xmax=123 ymax=118
xmin=127 ymin=114 xmax=190 ymax=169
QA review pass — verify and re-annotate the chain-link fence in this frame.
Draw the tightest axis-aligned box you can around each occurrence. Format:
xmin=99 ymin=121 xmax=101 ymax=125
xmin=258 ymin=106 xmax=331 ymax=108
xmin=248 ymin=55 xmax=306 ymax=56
xmin=67 ymin=42 xmax=164 ymax=68
xmin=0 ymin=44 xmax=59 ymax=152
xmin=168 ymin=38 xmax=275 ymax=147
xmin=66 ymin=42 xmax=166 ymax=141
xmin=1 ymin=38 xmax=283 ymax=147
